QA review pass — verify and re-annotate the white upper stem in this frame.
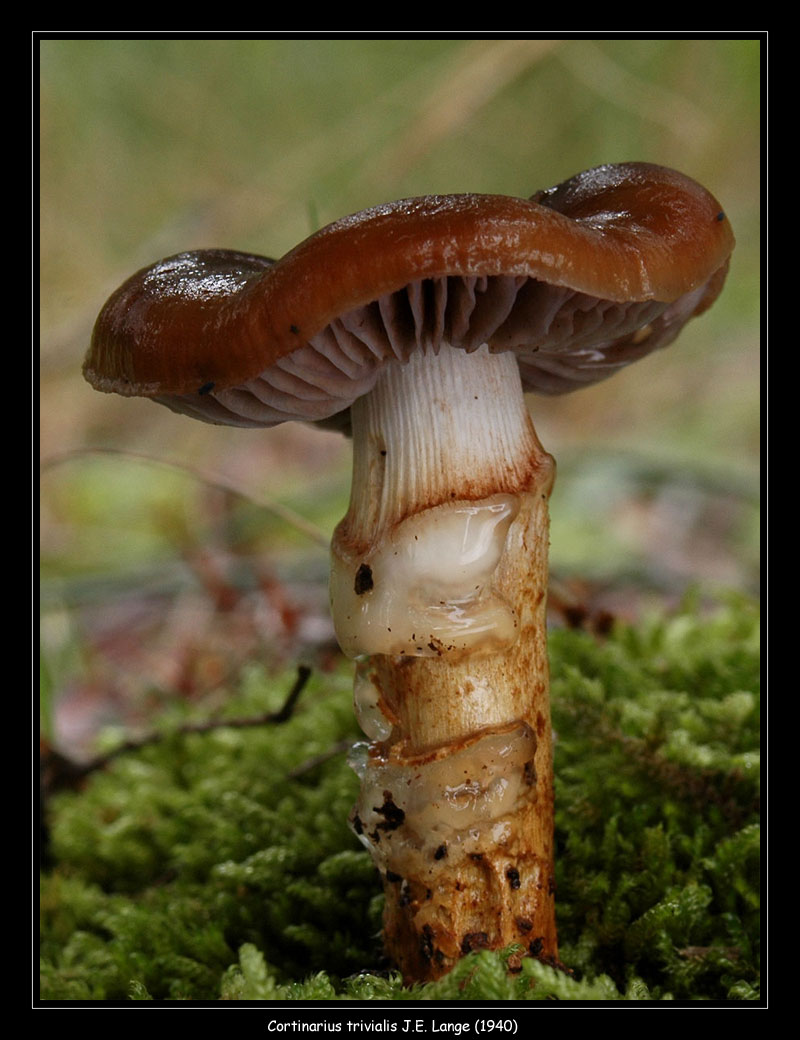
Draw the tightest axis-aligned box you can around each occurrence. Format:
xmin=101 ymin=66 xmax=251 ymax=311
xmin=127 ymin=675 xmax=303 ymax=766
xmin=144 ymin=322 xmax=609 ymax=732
xmin=342 ymin=342 xmax=541 ymax=549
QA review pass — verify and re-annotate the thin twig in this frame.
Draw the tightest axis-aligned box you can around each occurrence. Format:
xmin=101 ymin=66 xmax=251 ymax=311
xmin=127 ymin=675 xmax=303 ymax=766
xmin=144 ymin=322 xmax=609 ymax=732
xmin=41 ymin=665 xmax=313 ymax=796
xmin=287 ymin=737 xmax=353 ymax=779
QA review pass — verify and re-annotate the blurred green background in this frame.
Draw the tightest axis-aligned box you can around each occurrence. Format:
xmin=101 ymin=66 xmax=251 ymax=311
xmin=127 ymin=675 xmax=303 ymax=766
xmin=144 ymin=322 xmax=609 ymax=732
xmin=39 ymin=38 xmax=760 ymax=757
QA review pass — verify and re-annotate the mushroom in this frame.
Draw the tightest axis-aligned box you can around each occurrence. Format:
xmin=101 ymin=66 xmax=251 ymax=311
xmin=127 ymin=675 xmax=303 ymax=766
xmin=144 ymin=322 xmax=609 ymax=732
xmin=83 ymin=162 xmax=734 ymax=983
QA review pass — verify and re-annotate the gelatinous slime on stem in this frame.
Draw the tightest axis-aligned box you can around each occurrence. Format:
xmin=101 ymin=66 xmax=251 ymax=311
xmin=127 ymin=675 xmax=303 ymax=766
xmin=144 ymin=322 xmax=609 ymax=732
xmin=350 ymin=721 xmax=537 ymax=875
xmin=331 ymin=493 xmax=520 ymax=660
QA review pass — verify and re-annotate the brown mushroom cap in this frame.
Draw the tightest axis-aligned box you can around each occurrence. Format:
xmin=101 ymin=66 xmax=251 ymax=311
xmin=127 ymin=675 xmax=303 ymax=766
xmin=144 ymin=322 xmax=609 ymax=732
xmin=83 ymin=162 xmax=734 ymax=429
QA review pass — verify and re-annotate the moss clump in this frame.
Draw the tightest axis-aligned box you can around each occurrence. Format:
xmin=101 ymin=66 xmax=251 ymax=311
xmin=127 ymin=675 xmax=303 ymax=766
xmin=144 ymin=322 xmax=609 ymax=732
xmin=40 ymin=596 xmax=759 ymax=1002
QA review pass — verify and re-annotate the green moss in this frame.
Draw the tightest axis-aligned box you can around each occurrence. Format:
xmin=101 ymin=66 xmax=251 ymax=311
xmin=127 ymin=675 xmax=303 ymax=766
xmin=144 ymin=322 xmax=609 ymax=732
xmin=40 ymin=597 xmax=760 ymax=1002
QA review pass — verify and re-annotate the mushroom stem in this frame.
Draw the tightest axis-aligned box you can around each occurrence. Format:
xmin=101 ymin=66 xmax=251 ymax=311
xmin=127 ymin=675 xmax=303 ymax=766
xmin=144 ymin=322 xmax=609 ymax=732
xmin=331 ymin=343 xmax=557 ymax=982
